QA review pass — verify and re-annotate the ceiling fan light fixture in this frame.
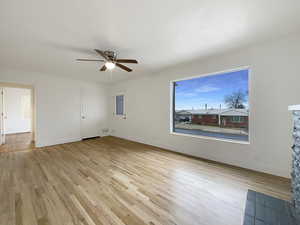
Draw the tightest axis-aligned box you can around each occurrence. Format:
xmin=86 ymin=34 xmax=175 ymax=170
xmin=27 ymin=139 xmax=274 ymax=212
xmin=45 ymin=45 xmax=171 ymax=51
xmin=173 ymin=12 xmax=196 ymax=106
xmin=105 ymin=61 xmax=115 ymax=70
xmin=77 ymin=50 xmax=137 ymax=72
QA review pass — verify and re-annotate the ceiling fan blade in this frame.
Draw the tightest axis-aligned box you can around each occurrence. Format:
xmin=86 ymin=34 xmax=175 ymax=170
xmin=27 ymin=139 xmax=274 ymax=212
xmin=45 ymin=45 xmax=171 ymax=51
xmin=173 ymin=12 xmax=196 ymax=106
xmin=116 ymin=63 xmax=132 ymax=72
xmin=116 ymin=59 xmax=138 ymax=64
xmin=94 ymin=49 xmax=110 ymax=61
xmin=100 ymin=65 xmax=107 ymax=71
xmin=77 ymin=59 xmax=105 ymax=62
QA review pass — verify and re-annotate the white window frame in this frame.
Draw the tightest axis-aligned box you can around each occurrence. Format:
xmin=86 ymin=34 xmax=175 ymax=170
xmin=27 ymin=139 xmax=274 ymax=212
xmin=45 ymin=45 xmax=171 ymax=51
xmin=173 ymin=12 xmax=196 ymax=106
xmin=169 ymin=66 xmax=251 ymax=144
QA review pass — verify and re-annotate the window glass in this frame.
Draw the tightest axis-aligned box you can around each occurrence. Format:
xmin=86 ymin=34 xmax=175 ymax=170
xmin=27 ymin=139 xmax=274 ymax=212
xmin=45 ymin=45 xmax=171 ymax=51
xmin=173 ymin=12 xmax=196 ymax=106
xmin=172 ymin=69 xmax=249 ymax=142
xmin=116 ymin=95 xmax=124 ymax=115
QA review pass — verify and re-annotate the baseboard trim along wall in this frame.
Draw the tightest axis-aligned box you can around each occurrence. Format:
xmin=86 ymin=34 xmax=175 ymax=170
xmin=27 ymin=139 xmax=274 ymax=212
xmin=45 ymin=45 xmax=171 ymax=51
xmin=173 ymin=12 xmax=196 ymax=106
xmin=35 ymin=137 xmax=82 ymax=148
xmin=82 ymin=136 xmax=100 ymax=141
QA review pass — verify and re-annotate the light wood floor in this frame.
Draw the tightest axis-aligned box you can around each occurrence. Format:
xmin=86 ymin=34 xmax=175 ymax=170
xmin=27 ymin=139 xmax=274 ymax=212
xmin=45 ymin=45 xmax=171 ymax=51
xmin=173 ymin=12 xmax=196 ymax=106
xmin=0 ymin=132 xmax=34 ymax=153
xmin=0 ymin=136 xmax=291 ymax=225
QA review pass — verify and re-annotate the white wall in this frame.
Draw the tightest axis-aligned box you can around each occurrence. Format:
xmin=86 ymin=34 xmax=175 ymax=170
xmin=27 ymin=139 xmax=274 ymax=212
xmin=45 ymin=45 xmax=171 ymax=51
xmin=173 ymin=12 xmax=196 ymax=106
xmin=0 ymin=70 xmax=109 ymax=147
xmin=4 ymin=87 xmax=31 ymax=134
xmin=109 ymin=33 xmax=300 ymax=178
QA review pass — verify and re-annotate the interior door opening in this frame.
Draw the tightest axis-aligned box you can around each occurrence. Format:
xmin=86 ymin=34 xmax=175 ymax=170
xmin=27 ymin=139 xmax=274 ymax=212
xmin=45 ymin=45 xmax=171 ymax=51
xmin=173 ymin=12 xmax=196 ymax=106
xmin=0 ymin=85 xmax=35 ymax=152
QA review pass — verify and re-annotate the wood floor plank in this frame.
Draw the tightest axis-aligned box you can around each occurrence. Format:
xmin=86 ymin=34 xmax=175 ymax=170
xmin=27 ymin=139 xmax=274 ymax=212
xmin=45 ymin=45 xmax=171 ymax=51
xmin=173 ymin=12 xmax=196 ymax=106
xmin=0 ymin=133 xmax=34 ymax=153
xmin=0 ymin=136 xmax=291 ymax=225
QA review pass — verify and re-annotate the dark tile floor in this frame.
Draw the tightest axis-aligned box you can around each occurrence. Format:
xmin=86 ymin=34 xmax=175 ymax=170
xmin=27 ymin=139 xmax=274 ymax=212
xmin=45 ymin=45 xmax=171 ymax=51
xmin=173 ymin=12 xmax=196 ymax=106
xmin=244 ymin=190 xmax=300 ymax=225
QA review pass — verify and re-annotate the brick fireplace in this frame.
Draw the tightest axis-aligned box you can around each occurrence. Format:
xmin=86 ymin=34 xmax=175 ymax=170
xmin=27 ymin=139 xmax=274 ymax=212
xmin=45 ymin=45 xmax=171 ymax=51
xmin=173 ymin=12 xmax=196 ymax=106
xmin=289 ymin=105 xmax=300 ymax=215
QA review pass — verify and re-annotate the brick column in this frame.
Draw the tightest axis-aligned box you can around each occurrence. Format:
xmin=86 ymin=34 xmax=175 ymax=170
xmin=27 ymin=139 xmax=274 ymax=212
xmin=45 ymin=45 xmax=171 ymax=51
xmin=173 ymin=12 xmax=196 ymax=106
xmin=292 ymin=110 xmax=300 ymax=214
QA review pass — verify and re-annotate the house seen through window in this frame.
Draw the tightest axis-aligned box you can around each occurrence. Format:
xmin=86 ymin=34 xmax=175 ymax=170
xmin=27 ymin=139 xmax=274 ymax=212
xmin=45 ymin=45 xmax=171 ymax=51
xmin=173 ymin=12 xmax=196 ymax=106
xmin=172 ymin=69 xmax=249 ymax=142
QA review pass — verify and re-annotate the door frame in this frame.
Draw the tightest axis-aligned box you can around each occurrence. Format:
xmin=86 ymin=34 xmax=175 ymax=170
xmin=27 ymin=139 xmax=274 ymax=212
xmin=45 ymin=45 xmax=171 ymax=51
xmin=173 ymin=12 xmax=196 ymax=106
xmin=0 ymin=87 xmax=4 ymax=144
xmin=0 ymin=82 xmax=36 ymax=145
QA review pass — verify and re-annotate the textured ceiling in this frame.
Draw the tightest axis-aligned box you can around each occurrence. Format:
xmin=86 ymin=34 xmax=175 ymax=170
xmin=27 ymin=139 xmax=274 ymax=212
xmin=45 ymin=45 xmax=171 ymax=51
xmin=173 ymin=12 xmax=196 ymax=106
xmin=0 ymin=0 xmax=300 ymax=83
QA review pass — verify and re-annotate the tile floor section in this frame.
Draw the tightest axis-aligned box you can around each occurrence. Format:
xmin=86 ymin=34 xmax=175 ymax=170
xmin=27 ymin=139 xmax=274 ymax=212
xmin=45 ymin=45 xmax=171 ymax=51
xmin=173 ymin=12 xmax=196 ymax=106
xmin=244 ymin=190 xmax=300 ymax=225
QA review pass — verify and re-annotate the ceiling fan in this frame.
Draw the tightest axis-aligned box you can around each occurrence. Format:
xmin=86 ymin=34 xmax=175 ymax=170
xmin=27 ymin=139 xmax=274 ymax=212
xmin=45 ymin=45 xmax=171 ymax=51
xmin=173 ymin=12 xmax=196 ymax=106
xmin=76 ymin=49 xmax=138 ymax=72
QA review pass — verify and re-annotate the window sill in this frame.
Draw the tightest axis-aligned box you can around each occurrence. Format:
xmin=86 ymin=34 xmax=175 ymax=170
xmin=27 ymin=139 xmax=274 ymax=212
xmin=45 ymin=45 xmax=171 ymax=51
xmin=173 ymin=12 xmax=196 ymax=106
xmin=114 ymin=115 xmax=126 ymax=119
xmin=170 ymin=131 xmax=250 ymax=145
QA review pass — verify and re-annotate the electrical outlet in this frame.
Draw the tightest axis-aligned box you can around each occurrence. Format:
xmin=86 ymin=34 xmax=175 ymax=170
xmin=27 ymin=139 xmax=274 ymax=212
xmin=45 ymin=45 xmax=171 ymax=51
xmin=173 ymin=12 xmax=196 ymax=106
xmin=102 ymin=128 xmax=109 ymax=133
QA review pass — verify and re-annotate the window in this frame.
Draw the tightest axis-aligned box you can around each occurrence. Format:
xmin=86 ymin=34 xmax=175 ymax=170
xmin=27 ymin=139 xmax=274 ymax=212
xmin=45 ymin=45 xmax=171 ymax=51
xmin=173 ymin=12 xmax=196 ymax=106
xmin=115 ymin=95 xmax=124 ymax=115
xmin=231 ymin=116 xmax=246 ymax=123
xmin=232 ymin=116 xmax=242 ymax=123
xmin=172 ymin=68 xmax=249 ymax=142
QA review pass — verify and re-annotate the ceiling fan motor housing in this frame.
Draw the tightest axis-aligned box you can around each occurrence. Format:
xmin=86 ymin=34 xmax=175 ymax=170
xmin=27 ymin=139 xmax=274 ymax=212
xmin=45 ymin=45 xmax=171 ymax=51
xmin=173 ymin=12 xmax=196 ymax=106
xmin=77 ymin=49 xmax=137 ymax=72
xmin=104 ymin=51 xmax=116 ymax=61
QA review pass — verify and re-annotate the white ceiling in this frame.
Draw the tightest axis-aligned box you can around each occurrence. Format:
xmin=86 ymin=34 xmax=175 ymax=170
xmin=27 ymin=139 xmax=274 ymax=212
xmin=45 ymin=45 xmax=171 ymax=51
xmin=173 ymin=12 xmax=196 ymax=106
xmin=1 ymin=0 xmax=300 ymax=83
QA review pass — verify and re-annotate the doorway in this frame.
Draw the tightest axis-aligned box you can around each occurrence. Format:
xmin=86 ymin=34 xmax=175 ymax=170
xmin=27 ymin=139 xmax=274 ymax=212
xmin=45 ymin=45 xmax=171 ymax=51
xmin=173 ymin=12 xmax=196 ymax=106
xmin=0 ymin=84 xmax=35 ymax=152
xmin=80 ymin=86 xmax=105 ymax=140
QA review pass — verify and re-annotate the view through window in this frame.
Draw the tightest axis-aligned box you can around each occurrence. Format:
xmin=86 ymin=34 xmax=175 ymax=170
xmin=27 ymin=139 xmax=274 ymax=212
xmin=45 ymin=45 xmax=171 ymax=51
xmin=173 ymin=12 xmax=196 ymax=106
xmin=116 ymin=95 xmax=124 ymax=115
xmin=172 ymin=69 xmax=249 ymax=142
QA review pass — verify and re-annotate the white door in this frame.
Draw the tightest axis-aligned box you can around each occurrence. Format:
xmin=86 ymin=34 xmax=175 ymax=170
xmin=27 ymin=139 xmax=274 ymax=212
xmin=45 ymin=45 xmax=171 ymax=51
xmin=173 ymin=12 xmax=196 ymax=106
xmin=80 ymin=87 xmax=103 ymax=139
xmin=0 ymin=88 xmax=5 ymax=144
xmin=4 ymin=88 xmax=32 ymax=134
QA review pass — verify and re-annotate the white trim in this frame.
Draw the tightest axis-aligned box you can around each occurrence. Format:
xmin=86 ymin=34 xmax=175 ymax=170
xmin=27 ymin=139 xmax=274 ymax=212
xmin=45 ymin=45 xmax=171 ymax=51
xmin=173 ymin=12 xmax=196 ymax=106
xmin=171 ymin=66 xmax=250 ymax=82
xmin=36 ymin=137 xmax=81 ymax=148
xmin=288 ymin=105 xmax=300 ymax=111
xmin=170 ymin=66 xmax=251 ymax=144
xmin=80 ymin=87 xmax=84 ymax=139
xmin=170 ymin=131 xmax=250 ymax=145
xmin=169 ymin=82 xmax=174 ymax=133
xmin=0 ymin=88 xmax=4 ymax=145
xmin=248 ymin=67 xmax=252 ymax=144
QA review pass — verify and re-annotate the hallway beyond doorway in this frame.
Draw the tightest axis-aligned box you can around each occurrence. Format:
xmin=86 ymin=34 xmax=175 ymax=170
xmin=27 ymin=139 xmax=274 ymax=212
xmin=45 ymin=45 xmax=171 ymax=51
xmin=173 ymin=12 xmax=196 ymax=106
xmin=0 ymin=132 xmax=34 ymax=152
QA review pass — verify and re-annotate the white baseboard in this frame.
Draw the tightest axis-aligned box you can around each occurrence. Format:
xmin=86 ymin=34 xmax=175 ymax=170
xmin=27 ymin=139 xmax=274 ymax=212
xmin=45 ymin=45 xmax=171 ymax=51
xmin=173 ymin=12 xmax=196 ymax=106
xmin=35 ymin=137 xmax=81 ymax=148
xmin=5 ymin=130 xmax=32 ymax=135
